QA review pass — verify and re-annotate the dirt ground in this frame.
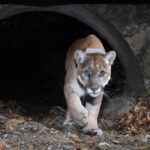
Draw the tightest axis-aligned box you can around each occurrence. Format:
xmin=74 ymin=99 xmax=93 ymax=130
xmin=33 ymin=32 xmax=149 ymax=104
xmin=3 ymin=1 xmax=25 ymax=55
xmin=0 ymin=95 xmax=149 ymax=150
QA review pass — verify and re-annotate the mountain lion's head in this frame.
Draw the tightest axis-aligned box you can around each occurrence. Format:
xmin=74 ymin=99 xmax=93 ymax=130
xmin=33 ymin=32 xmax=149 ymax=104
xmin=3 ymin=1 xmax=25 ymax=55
xmin=74 ymin=50 xmax=116 ymax=98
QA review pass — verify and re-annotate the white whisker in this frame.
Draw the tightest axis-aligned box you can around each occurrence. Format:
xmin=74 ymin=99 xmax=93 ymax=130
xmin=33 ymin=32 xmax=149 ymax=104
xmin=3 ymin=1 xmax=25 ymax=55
xmin=102 ymin=91 xmax=114 ymax=113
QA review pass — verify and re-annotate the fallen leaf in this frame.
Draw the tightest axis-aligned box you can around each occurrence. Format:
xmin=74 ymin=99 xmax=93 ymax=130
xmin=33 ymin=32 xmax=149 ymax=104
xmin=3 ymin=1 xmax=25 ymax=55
xmin=118 ymin=96 xmax=150 ymax=135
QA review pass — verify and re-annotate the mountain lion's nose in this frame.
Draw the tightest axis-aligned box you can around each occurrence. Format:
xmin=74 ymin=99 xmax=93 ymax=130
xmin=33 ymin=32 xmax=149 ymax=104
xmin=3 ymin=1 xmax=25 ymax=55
xmin=90 ymin=85 xmax=99 ymax=91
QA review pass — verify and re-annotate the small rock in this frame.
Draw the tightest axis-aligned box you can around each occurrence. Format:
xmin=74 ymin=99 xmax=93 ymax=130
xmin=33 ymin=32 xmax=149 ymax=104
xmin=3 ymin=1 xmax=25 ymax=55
xmin=97 ymin=142 xmax=111 ymax=150
xmin=111 ymin=139 xmax=123 ymax=144
xmin=145 ymin=135 xmax=150 ymax=139
xmin=30 ymin=126 xmax=39 ymax=132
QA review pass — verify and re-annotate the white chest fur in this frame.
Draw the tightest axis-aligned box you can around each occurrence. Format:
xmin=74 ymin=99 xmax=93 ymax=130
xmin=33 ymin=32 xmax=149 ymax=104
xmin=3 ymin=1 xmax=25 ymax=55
xmin=71 ymin=79 xmax=85 ymax=97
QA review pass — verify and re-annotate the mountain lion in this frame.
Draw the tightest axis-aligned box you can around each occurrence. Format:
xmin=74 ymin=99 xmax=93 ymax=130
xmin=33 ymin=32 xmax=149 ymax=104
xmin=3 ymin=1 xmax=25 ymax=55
xmin=63 ymin=34 xmax=116 ymax=135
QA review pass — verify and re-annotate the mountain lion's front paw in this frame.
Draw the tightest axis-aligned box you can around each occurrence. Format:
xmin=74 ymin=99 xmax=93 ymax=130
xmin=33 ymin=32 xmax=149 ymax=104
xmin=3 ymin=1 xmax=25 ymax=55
xmin=70 ymin=107 xmax=88 ymax=126
xmin=82 ymin=127 xmax=103 ymax=136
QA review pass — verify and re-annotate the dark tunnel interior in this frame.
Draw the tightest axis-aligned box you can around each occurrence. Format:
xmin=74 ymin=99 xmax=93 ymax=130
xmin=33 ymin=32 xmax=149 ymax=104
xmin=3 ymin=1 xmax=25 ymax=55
xmin=0 ymin=11 xmax=125 ymax=113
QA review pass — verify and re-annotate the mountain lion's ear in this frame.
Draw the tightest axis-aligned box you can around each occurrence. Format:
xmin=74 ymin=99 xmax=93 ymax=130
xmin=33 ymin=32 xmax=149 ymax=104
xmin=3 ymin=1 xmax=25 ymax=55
xmin=74 ymin=50 xmax=86 ymax=64
xmin=104 ymin=50 xmax=116 ymax=65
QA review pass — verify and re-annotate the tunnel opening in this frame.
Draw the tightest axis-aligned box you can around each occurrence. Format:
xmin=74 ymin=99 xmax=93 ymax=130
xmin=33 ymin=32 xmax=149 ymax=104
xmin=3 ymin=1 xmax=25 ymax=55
xmin=0 ymin=11 xmax=125 ymax=114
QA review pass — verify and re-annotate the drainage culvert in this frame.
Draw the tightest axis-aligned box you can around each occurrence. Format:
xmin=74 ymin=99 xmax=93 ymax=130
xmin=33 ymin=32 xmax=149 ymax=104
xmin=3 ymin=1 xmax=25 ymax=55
xmin=0 ymin=5 xmax=143 ymax=115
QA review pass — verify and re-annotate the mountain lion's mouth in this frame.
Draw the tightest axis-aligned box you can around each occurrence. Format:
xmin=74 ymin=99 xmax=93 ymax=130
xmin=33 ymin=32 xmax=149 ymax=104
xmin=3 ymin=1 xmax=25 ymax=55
xmin=89 ymin=92 xmax=100 ymax=98
xmin=86 ymin=87 xmax=101 ymax=98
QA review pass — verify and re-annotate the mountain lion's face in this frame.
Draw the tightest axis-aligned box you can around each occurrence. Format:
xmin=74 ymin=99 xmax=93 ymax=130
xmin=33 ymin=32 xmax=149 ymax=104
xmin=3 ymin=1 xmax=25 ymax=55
xmin=74 ymin=50 xmax=116 ymax=98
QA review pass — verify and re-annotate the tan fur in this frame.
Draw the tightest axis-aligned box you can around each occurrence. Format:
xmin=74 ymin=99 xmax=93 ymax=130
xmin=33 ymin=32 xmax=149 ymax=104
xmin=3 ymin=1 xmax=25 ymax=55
xmin=63 ymin=34 xmax=116 ymax=135
xmin=65 ymin=34 xmax=106 ymax=71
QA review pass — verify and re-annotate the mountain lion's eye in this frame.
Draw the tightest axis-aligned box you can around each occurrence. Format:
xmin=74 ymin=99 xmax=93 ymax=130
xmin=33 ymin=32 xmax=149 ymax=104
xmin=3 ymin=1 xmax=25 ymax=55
xmin=99 ymin=70 xmax=106 ymax=77
xmin=83 ymin=69 xmax=91 ymax=77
